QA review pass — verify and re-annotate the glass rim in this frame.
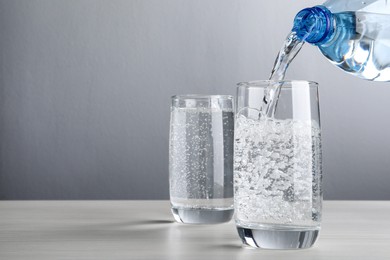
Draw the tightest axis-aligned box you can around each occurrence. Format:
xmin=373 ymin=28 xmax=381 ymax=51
xmin=171 ymin=94 xmax=234 ymax=100
xmin=237 ymin=80 xmax=318 ymax=89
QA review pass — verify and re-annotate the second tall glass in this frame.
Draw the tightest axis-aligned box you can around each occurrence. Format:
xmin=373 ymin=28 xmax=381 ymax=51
xmin=234 ymin=80 xmax=322 ymax=249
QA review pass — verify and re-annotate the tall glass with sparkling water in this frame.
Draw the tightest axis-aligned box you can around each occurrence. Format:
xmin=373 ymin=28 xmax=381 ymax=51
xmin=170 ymin=95 xmax=234 ymax=224
xmin=234 ymin=81 xmax=322 ymax=249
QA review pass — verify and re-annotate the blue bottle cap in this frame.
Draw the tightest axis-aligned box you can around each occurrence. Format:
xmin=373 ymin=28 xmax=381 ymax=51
xmin=292 ymin=5 xmax=333 ymax=45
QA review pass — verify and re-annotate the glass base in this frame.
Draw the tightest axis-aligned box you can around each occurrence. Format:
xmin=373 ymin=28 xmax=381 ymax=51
xmin=237 ymin=225 xmax=320 ymax=249
xmin=171 ymin=207 xmax=233 ymax=224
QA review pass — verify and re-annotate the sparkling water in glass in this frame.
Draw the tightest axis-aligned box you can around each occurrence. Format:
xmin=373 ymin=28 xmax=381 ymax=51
xmin=234 ymin=81 xmax=322 ymax=249
xmin=170 ymin=95 xmax=234 ymax=224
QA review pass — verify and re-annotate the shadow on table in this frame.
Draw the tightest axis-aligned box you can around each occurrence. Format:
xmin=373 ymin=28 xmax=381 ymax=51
xmin=132 ymin=219 xmax=174 ymax=225
xmin=86 ymin=219 xmax=174 ymax=228
xmin=213 ymin=244 xmax=243 ymax=250
xmin=40 ymin=222 xmax=173 ymax=242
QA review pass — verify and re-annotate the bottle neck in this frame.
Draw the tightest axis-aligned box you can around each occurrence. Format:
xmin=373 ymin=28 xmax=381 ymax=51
xmin=292 ymin=5 xmax=334 ymax=45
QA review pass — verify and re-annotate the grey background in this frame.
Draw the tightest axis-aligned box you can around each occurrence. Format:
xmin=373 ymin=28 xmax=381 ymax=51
xmin=1 ymin=0 xmax=389 ymax=200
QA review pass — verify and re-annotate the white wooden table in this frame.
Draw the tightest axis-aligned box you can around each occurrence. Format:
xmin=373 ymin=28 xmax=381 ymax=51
xmin=0 ymin=201 xmax=389 ymax=259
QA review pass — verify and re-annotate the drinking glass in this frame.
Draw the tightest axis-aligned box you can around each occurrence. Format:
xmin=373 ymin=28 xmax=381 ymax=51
xmin=170 ymin=95 xmax=234 ymax=224
xmin=234 ymin=80 xmax=322 ymax=249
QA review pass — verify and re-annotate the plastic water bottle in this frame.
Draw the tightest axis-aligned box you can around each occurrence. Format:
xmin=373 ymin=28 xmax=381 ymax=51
xmin=292 ymin=0 xmax=390 ymax=81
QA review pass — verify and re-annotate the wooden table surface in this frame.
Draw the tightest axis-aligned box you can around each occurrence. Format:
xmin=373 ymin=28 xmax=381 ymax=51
xmin=0 ymin=201 xmax=389 ymax=259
